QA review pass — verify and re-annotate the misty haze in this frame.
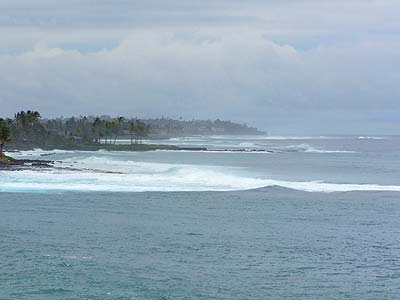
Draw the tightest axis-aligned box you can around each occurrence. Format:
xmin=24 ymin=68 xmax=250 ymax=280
xmin=1 ymin=1 xmax=400 ymax=299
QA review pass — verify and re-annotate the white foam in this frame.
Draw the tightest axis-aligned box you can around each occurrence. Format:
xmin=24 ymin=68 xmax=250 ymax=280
xmin=6 ymin=148 xmax=82 ymax=157
xmin=0 ymin=147 xmax=394 ymax=194
xmin=303 ymin=147 xmax=355 ymax=154
xmin=208 ymin=135 xmax=317 ymax=140
xmin=238 ymin=142 xmax=256 ymax=148
xmin=263 ymin=180 xmax=400 ymax=193
xmin=5 ymin=148 xmax=135 ymax=159
xmin=1 ymin=157 xmax=399 ymax=193
xmin=0 ymin=166 xmax=266 ymax=192
xmin=358 ymin=136 xmax=385 ymax=140
xmin=155 ymin=149 xmax=272 ymax=154
xmin=57 ymin=156 xmax=176 ymax=174
xmin=276 ymin=144 xmax=355 ymax=154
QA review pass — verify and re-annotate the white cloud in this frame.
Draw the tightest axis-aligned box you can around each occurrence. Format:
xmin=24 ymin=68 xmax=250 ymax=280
xmin=0 ymin=0 xmax=399 ymax=133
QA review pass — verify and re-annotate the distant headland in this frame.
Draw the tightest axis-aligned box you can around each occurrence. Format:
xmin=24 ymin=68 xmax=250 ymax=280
xmin=0 ymin=111 xmax=264 ymax=164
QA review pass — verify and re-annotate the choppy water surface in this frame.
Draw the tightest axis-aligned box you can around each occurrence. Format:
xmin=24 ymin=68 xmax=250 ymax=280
xmin=2 ymin=135 xmax=400 ymax=192
xmin=1 ymin=135 xmax=400 ymax=299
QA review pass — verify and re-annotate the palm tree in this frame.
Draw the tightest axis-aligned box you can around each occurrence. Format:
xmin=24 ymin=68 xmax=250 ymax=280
xmin=0 ymin=118 xmax=12 ymax=156
xmin=128 ymin=121 xmax=136 ymax=145
xmin=136 ymin=120 xmax=145 ymax=144
xmin=105 ymin=121 xmax=114 ymax=144
xmin=114 ymin=116 xmax=124 ymax=144
xmin=92 ymin=117 xmax=103 ymax=143
xmin=134 ymin=120 xmax=148 ymax=144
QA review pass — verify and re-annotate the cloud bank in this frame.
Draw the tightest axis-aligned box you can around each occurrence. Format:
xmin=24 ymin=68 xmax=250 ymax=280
xmin=0 ymin=0 xmax=399 ymax=133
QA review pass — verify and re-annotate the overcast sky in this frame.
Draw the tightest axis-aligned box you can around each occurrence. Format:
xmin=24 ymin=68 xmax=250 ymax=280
xmin=0 ymin=0 xmax=399 ymax=134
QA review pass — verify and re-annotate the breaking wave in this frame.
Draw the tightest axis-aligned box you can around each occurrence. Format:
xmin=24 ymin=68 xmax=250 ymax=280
xmin=0 ymin=156 xmax=398 ymax=193
xmin=271 ymin=144 xmax=355 ymax=154
xmin=6 ymin=149 xmax=77 ymax=157
xmin=358 ymin=136 xmax=385 ymax=140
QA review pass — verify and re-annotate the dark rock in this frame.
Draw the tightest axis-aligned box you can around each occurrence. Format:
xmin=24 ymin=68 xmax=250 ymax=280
xmin=0 ymin=159 xmax=54 ymax=171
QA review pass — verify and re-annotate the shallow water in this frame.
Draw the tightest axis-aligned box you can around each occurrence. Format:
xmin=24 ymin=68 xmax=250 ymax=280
xmin=2 ymin=135 xmax=400 ymax=299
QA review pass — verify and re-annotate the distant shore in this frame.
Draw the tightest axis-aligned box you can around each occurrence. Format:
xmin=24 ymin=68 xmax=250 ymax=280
xmin=1 ymin=143 xmax=208 ymax=170
xmin=6 ymin=143 xmax=208 ymax=152
xmin=0 ymin=153 xmax=53 ymax=170
xmin=1 ymin=142 xmax=278 ymax=171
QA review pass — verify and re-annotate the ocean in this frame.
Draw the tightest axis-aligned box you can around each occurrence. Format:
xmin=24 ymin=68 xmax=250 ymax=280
xmin=1 ymin=135 xmax=400 ymax=299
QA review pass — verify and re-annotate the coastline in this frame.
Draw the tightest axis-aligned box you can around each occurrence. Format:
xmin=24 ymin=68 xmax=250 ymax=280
xmin=0 ymin=143 xmax=276 ymax=171
xmin=0 ymin=155 xmax=53 ymax=170
xmin=6 ymin=143 xmax=208 ymax=152
xmin=1 ymin=143 xmax=208 ymax=170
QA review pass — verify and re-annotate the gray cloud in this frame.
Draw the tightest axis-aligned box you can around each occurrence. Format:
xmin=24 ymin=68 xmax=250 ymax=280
xmin=0 ymin=0 xmax=399 ymax=133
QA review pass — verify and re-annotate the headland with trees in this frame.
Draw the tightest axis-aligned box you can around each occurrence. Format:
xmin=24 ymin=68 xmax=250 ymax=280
xmin=0 ymin=110 xmax=264 ymax=164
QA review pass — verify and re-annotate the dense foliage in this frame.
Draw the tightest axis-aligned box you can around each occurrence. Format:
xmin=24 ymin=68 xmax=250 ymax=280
xmin=2 ymin=111 xmax=262 ymax=151
xmin=6 ymin=111 xmax=150 ymax=149
xmin=0 ymin=118 xmax=12 ymax=155
xmin=142 ymin=117 xmax=262 ymax=137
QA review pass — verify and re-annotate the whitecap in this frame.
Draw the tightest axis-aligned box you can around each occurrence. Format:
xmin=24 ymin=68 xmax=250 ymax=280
xmin=1 ymin=160 xmax=399 ymax=193
xmin=274 ymin=144 xmax=355 ymax=154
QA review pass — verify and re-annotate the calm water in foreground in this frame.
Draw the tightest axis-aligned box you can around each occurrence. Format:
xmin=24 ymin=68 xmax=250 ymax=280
xmin=1 ymin=136 xmax=400 ymax=299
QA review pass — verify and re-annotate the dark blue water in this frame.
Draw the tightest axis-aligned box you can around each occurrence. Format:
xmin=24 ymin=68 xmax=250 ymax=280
xmin=2 ymin=189 xmax=400 ymax=299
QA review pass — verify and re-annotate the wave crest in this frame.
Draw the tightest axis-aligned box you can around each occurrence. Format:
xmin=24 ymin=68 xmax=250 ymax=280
xmin=1 ymin=156 xmax=399 ymax=193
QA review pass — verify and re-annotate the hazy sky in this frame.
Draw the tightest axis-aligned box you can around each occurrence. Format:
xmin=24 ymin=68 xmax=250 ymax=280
xmin=0 ymin=0 xmax=399 ymax=134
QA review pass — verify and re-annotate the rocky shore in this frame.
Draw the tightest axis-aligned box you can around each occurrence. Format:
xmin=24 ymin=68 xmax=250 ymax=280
xmin=0 ymin=146 xmax=274 ymax=172
xmin=0 ymin=155 xmax=53 ymax=171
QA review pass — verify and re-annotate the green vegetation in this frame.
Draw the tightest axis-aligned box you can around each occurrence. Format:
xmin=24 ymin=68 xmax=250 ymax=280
xmin=0 ymin=118 xmax=12 ymax=157
xmin=143 ymin=117 xmax=263 ymax=137
xmin=1 ymin=110 xmax=262 ymax=152
xmin=0 ymin=118 xmax=13 ymax=164
xmin=6 ymin=111 xmax=150 ymax=150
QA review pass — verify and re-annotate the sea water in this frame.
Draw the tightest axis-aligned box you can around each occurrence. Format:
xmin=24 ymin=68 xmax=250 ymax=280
xmin=1 ymin=135 xmax=400 ymax=299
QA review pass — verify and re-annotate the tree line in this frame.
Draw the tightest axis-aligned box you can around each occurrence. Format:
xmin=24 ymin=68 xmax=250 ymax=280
xmin=0 ymin=110 xmax=263 ymax=154
xmin=0 ymin=111 xmax=150 ymax=154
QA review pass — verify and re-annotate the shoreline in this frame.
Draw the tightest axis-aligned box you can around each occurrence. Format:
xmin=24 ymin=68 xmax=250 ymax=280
xmin=1 ymin=143 xmax=276 ymax=171
xmin=1 ymin=144 xmax=208 ymax=170
xmin=0 ymin=156 xmax=54 ymax=171
xmin=6 ymin=143 xmax=208 ymax=152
